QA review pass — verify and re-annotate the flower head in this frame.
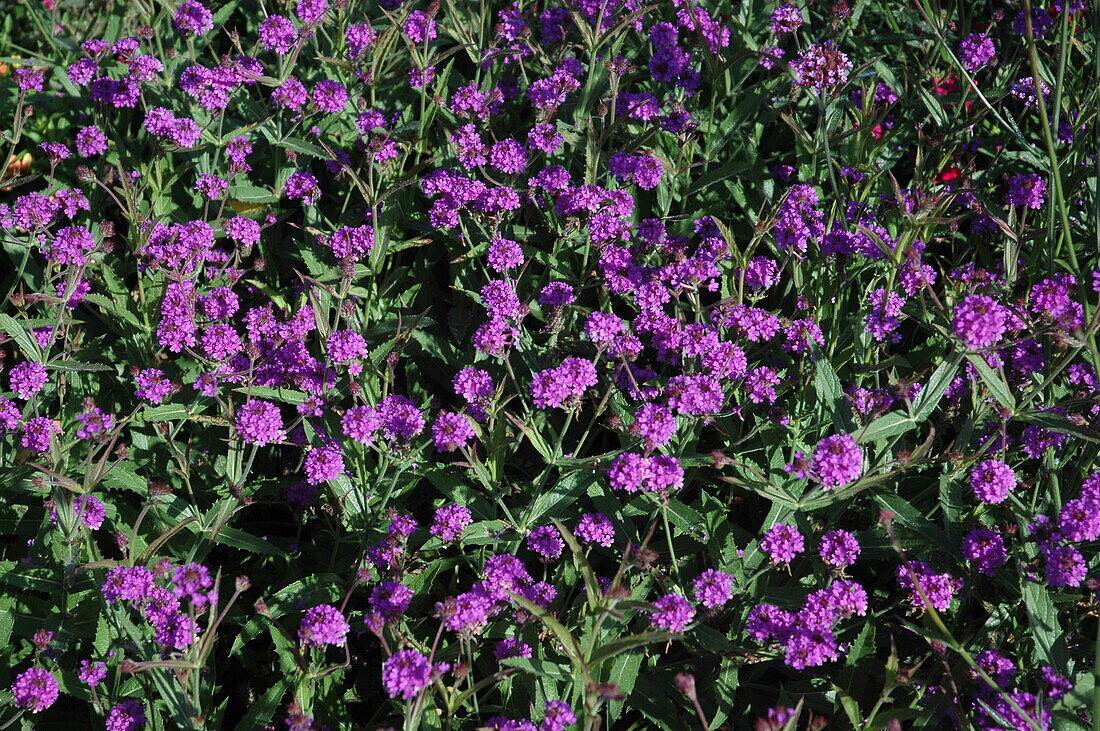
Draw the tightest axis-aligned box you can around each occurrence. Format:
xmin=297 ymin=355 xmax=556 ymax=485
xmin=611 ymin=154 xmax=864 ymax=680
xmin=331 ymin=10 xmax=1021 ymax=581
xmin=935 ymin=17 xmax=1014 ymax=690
xmin=299 ymin=604 xmax=350 ymax=647
xmin=12 ymin=668 xmax=59 ymax=713
xmin=382 ymin=649 xmax=432 ymax=700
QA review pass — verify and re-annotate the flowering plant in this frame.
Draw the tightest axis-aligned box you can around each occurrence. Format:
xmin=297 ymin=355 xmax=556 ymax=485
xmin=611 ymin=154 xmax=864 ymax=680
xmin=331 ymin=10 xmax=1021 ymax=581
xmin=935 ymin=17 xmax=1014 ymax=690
xmin=0 ymin=0 xmax=1097 ymax=728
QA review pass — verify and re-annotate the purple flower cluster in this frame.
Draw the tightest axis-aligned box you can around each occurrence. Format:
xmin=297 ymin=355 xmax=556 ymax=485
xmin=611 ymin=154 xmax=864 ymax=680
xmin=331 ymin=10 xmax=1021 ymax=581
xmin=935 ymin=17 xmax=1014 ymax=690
xmin=895 ymin=561 xmax=963 ymax=611
xmin=953 ymin=295 xmax=1012 ymax=350
xmin=531 ymin=358 xmax=597 ymax=409
xmin=299 ymin=604 xmax=350 ymax=647
xmin=236 ymin=400 xmax=285 ymax=445
xmin=608 ymin=452 xmax=684 ymax=493
xmin=649 ymin=593 xmax=695 ymax=632
xmin=811 ymin=434 xmax=863 ymax=488
xmin=818 ymin=529 xmax=861 ymax=568
xmin=958 ymin=33 xmax=997 ymax=72
xmin=101 ymin=565 xmax=201 ymax=650
xmin=11 ymin=668 xmax=59 ymax=713
xmin=790 ymin=42 xmax=852 ymax=94
xmin=430 ymin=505 xmax=473 ymax=542
xmin=381 ymin=649 xmax=433 ymax=700
xmin=969 ymin=459 xmax=1016 ymax=504
xmin=746 ymin=580 xmax=868 ymax=669
xmin=759 ymin=523 xmax=804 ymax=565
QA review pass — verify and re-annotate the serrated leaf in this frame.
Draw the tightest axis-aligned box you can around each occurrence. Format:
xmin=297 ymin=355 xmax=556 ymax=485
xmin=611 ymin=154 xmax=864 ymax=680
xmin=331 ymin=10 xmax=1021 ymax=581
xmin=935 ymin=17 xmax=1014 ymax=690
xmin=524 ymin=471 xmax=595 ymax=530
xmin=832 ymin=683 xmax=865 ymax=727
xmin=964 ymin=353 xmax=1016 ymax=411
xmin=509 ymin=593 xmax=586 ymax=677
xmin=874 ymin=493 xmax=952 ymax=553
xmin=212 ymin=526 xmax=286 ymax=557
xmin=231 ymin=386 xmax=310 ymax=405
xmin=857 ymin=411 xmax=916 ymax=443
xmin=277 ymin=136 xmax=329 ymax=159
xmin=588 ymin=631 xmax=678 ymax=667
xmin=83 ymin=293 xmax=143 ymax=329
xmin=911 ymin=353 xmax=962 ymax=421
xmin=606 ymin=652 xmax=642 ymax=725
xmin=234 ymin=680 xmax=290 ymax=731
xmin=551 ymin=517 xmax=603 ymax=611
xmin=230 ymin=184 xmax=277 ymax=203
xmin=663 ymin=498 xmax=708 ymax=543
xmin=103 ymin=462 xmax=146 ymax=493
xmin=136 ymin=404 xmax=193 ymax=422
xmin=844 ymin=622 xmax=875 ymax=667
xmin=1022 ymin=581 xmax=1064 ymax=668
xmin=500 ymin=656 xmax=569 ymax=679
xmin=0 ymin=314 xmax=40 ymax=360
xmin=46 ymin=359 xmax=114 ymax=372
xmin=811 ymin=343 xmax=856 ymax=432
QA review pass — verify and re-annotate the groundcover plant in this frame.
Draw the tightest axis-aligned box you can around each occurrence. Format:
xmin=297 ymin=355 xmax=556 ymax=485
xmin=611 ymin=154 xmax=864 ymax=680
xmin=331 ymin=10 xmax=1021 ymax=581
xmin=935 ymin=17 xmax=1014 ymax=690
xmin=0 ymin=0 xmax=1098 ymax=728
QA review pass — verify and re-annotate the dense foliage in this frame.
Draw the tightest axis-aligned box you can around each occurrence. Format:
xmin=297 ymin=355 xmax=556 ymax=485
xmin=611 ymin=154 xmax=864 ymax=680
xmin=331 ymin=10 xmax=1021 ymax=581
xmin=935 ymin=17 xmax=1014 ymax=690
xmin=0 ymin=0 xmax=1098 ymax=728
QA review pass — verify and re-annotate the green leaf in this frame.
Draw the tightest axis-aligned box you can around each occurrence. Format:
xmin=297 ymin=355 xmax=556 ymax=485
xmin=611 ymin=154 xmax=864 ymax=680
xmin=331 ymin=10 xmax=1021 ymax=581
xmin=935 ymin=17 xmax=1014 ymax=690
xmin=874 ymin=493 xmax=952 ymax=553
xmin=523 ymin=470 xmax=595 ymax=528
xmin=232 ymin=386 xmax=310 ymax=405
xmin=551 ymin=518 xmax=603 ymax=612
xmin=234 ymin=680 xmax=290 ymax=731
xmin=811 ymin=343 xmax=856 ymax=432
xmin=213 ymin=527 xmax=286 ymax=557
xmin=916 ymin=85 xmax=949 ymax=127
xmin=0 ymin=604 xmax=13 ymax=648
xmin=857 ymin=412 xmax=916 ymax=443
xmin=663 ymin=498 xmax=708 ymax=543
xmin=230 ymin=184 xmax=278 ymax=203
xmin=136 ymin=404 xmax=193 ymax=422
xmin=845 ymin=622 xmax=876 ymax=667
xmin=277 ymin=136 xmax=329 ymax=159
xmin=685 ymin=160 xmax=751 ymax=196
xmin=509 ymin=593 xmax=587 ymax=678
xmin=210 ymin=0 xmax=240 ymax=26
xmin=505 ymin=412 xmax=556 ymax=464
xmin=911 ymin=354 xmax=962 ymax=421
xmin=500 ymin=657 xmax=570 ymax=680
xmin=606 ymin=652 xmax=642 ymax=725
xmin=832 ymin=683 xmax=865 ymax=728
xmin=0 ymin=314 xmax=40 ymax=360
xmin=369 ymin=339 xmax=395 ymax=368
xmin=268 ymin=624 xmax=299 ymax=675
xmin=588 ymin=632 xmax=678 ymax=667
xmin=1022 ymin=582 xmax=1064 ymax=668
xmin=103 ymin=462 xmax=146 ymax=493
xmin=83 ymin=293 xmax=143 ymax=329
xmin=964 ymin=354 xmax=1016 ymax=411
xmin=46 ymin=360 xmax=115 ymax=372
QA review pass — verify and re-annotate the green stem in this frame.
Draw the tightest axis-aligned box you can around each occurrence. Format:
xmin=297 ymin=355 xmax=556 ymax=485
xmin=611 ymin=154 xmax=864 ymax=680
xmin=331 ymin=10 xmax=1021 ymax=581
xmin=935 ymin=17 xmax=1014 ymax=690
xmin=660 ymin=500 xmax=680 ymax=582
xmin=1093 ymin=615 xmax=1100 ymax=731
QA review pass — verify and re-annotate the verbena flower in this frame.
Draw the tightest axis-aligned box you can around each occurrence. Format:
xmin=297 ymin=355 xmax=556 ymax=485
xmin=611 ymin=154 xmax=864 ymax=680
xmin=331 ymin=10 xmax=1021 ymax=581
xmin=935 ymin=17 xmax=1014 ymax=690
xmin=692 ymin=569 xmax=735 ymax=608
xmin=382 ymin=649 xmax=432 ymax=700
xmin=952 ymin=295 xmax=1011 ymax=350
xmin=760 ymin=524 xmax=805 ymax=564
xmin=9 ymin=362 xmax=48 ymax=399
xmin=969 ymin=459 xmax=1016 ymax=504
xmin=961 ymin=529 xmax=1007 ymax=575
xmin=299 ymin=604 xmax=350 ymax=647
xmin=649 ymin=593 xmax=695 ymax=632
xmin=106 ymin=700 xmax=146 ymax=731
xmin=811 ymin=434 xmax=863 ymax=488
xmin=11 ymin=668 xmax=59 ymax=713
xmin=818 ymin=529 xmax=861 ymax=567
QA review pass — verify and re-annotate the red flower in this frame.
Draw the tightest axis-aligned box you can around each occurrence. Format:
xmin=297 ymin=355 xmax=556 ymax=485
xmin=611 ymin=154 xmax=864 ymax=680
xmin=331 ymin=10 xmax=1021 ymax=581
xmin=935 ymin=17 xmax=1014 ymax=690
xmin=935 ymin=167 xmax=961 ymax=185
